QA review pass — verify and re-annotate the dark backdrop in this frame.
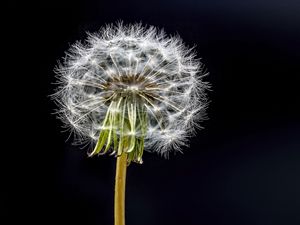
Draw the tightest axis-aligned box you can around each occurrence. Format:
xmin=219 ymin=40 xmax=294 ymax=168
xmin=4 ymin=0 xmax=300 ymax=225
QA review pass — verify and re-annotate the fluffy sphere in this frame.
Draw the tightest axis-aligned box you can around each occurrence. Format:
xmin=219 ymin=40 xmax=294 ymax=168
xmin=53 ymin=22 xmax=209 ymax=162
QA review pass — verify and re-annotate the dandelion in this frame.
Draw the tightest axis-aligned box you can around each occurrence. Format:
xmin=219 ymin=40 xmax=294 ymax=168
xmin=53 ymin=22 xmax=209 ymax=225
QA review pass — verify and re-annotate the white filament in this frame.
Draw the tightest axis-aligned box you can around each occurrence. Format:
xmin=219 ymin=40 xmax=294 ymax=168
xmin=53 ymin=22 xmax=209 ymax=157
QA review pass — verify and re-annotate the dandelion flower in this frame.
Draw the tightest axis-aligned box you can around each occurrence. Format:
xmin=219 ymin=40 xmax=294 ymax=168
xmin=53 ymin=22 xmax=209 ymax=163
xmin=53 ymin=22 xmax=209 ymax=225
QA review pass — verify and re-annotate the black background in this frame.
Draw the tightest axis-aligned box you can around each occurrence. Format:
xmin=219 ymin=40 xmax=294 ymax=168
xmin=4 ymin=0 xmax=300 ymax=224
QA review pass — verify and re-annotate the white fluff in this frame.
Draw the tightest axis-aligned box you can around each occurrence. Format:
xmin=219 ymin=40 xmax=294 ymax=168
xmin=53 ymin=22 xmax=209 ymax=158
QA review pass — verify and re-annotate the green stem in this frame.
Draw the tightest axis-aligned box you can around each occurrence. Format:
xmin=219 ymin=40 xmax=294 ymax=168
xmin=114 ymin=153 xmax=127 ymax=225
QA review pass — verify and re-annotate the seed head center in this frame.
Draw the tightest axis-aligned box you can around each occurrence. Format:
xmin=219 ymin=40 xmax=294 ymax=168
xmin=107 ymin=75 xmax=148 ymax=95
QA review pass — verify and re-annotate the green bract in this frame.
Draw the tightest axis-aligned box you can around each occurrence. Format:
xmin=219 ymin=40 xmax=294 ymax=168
xmin=89 ymin=95 xmax=147 ymax=164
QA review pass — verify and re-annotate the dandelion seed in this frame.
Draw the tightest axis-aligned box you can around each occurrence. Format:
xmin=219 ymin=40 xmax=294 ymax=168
xmin=53 ymin=22 xmax=209 ymax=164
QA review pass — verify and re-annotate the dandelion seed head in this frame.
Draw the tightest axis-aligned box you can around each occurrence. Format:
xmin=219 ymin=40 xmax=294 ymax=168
xmin=53 ymin=22 xmax=209 ymax=162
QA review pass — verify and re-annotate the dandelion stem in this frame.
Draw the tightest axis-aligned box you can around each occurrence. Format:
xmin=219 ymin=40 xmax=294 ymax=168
xmin=114 ymin=152 xmax=127 ymax=225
